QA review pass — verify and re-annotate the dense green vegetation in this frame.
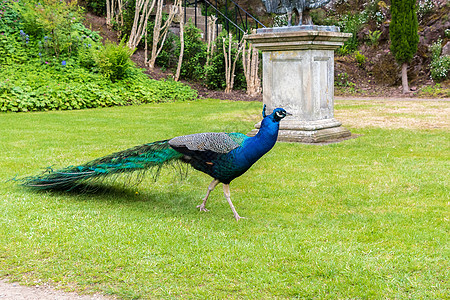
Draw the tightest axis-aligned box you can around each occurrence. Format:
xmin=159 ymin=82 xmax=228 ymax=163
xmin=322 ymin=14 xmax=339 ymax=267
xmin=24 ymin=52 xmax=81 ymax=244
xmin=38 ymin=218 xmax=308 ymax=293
xmin=390 ymin=0 xmax=419 ymax=64
xmin=0 ymin=99 xmax=448 ymax=298
xmin=0 ymin=0 xmax=197 ymax=112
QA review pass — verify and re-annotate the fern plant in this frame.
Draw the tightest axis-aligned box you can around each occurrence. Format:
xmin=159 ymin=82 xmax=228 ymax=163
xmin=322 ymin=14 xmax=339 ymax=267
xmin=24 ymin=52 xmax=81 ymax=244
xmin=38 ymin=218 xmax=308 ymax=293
xmin=95 ymin=39 xmax=135 ymax=82
xmin=367 ymin=30 xmax=382 ymax=47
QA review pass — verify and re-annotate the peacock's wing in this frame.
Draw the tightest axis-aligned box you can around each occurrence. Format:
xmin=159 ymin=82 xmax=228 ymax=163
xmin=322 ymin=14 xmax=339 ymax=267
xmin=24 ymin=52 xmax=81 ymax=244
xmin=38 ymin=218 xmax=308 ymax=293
xmin=168 ymin=132 xmax=250 ymax=182
xmin=168 ymin=132 xmax=248 ymax=155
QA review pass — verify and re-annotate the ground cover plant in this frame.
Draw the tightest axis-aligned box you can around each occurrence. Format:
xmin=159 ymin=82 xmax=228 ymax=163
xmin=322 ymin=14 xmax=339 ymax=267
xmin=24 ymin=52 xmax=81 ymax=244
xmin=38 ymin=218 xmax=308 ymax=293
xmin=0 ymin=99 xmax=448 ymax=299
xmin=0 ymin=0 xmax=197 ymax=112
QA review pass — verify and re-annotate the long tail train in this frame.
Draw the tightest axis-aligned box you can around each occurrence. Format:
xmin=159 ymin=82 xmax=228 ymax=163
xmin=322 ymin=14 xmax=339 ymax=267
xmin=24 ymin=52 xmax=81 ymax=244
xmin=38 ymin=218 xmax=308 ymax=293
xmin=21 ymin=140 xmax=184 ymax=190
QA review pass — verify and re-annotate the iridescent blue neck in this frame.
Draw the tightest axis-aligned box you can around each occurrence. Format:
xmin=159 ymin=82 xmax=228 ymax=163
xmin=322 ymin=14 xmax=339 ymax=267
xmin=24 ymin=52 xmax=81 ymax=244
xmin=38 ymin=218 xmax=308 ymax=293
xmin=237 ymin=115 xmax=280 ymax=165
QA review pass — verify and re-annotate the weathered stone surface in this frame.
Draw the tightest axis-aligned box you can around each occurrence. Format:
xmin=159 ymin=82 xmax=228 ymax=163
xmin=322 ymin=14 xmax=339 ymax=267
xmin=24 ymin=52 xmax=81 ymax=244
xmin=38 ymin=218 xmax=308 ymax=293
xmin=248 ymin=126 xmax=351 ymax=143
xmin=246 ymin=28 xmax=351 ymax=143
xmin=246 ymin=28 xmax=352 ymax=51
xmin=442 ymin=41 xmax=450 ymax=56
xmin=256 ymin=25 xmax=340 ymax=33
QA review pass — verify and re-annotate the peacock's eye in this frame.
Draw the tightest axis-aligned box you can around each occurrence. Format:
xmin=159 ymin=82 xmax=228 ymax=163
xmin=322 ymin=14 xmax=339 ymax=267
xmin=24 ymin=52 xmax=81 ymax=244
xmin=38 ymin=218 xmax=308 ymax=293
xmin=276 ymin=111 xmax=285 ymax=118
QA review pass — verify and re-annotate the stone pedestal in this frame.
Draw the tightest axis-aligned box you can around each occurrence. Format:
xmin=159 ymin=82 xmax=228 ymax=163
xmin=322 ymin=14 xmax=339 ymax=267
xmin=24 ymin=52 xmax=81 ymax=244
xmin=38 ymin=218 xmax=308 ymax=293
xmin=246 ymin=26 xmax=352 ymax=143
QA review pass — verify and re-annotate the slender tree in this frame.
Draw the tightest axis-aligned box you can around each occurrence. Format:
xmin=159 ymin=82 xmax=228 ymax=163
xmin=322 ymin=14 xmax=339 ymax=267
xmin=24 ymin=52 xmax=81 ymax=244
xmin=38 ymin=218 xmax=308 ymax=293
xmin=174 ymin=1 xmax=184 ymax=81
xmin=128 ymin=0 xmax=156 ymax=50
xmin=223 ymin=33 xmax=243 ymax=93
xmin=106 ymin=0 xmax=124 ymax=29
xmin=389 ymin=0 xmax=419 ymax=94
xmin=146 ymin=0 xmax=180 ymax=69
xmin=242 ymin=41 xmax=260 ymax=97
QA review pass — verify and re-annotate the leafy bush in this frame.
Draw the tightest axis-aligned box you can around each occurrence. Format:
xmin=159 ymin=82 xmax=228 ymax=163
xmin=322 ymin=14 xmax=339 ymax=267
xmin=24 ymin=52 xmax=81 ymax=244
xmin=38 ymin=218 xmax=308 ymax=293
xmin=430 ymin=57 xmax=450 ymax=82
xmin=367 ymin=30 xmax=382 ymax=46
xmin=416 ymin=83 xmax=450 ymax=97
xmin=0 ymin=0 xmax=22 ymax=35
xmin=175 ymin=23 xmax=207 ymax=81
xmin=417 ymin=0 xmax=435 ymax=19
xmin=95 ymin=39 xmax=135 ymax=82
xmin=353 ymin=51 xmax=367 ymax=68
xmin=430 ymin=39 xmax=443 ymax=60
xmin=0 ymin=64 xmax=197 ymax=112
xmin=18 ymin=0 xmax=84 ymax=58
xmin=82 ymin=0 xmax=107 ymax=16
xmin=362 ymin=0 xmax=388 ymax=25
xmin=0 ymin=1 xmax=197 ymax=113
xmin=429 ymin=40 xmax=450 ymax=82
xmin=337 ymin=13 xmax=366 ymax=54
xmin=335 ymin=72 xmax=355 ymax=87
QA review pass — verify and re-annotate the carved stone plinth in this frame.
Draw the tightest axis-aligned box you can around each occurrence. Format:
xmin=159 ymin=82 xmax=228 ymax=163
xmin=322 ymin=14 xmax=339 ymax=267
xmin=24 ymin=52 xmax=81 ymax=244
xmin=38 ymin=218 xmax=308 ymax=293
xmin=246 ymin=26 xmax=352 ymax=143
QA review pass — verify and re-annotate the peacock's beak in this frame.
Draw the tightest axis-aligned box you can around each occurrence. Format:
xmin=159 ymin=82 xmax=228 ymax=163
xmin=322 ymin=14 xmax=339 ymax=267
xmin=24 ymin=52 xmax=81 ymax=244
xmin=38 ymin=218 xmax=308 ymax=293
xmin=286 ymin=112 xmax=292 ymax=116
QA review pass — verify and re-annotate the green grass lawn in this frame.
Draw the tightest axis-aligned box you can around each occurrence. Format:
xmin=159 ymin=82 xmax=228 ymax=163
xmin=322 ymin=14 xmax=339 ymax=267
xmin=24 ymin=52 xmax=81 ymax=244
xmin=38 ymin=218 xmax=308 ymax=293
xmin=0 ymin=99 xmax=448 ymax=299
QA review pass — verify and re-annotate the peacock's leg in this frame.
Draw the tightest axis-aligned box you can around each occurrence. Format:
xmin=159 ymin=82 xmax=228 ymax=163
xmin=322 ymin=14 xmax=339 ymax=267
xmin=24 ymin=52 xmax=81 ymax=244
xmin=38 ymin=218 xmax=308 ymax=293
xmin=223 ymin=184 xmax=243 ymax=221
xmin=197 ymin=179 xmax=220 ymax=212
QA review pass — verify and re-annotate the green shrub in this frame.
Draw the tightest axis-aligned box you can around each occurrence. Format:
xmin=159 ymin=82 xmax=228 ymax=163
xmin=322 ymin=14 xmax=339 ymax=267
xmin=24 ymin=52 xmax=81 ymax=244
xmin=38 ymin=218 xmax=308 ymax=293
xmin=0 ymin=1 xmax=197 ymax=113
xmin=176 ymin=23 xmax=207 ymax=81
xmin=367 ymin=30 xmax=382 ymax=47
xmin=95 ymin=39 xmax=135 ymax=82
xmin=0 ymin=64 xmax=197 ymax=112
xmin=430 ymin=39 xmax=443 ymax=61
xmin=417 ymin=0 xmax=435 ymax=19
xmin=429 ymin=39 xmax=450 ymax=82
xmin=416 ymin=83 xmax=450 ymax=97
xmin=335 ymin=72 xmax=355 ymax=87
xmin=82 ymin=0 xmax=107 ymax=16
xmin=354 ymin=51 xmax=367 ymax=68
xmin=430 ymin=56 xmax=450 ymax=82
xmin=18 ymin=0 xmax=84 ymax=57
xmin=0 ymin=0 xmax=22 ymax=35
xmin=363 ymin=0 xmax=387 ymax=25
xmin=337 ymin=13 xmax=366 ymax=53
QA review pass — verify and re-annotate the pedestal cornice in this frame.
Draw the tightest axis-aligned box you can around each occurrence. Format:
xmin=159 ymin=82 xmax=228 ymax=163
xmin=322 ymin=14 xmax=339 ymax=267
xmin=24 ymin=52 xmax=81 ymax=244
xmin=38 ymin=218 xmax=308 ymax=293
xmin=245 ymin=30 xmax=352 ymax=51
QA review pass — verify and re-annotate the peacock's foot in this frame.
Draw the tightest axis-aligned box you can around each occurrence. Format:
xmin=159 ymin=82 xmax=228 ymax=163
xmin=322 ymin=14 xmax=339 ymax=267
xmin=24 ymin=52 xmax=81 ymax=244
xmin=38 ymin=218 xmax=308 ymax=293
xmin=196 ymin=204 xmax=209 ymax=212
xmin=234 ymin=213 xmax=245 ymax=221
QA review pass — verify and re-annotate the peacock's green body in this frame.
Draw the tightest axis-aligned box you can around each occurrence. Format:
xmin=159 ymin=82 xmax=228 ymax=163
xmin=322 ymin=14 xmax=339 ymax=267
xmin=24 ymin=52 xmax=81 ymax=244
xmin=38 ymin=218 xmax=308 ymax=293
xmin=20 ymin=106 xmax=289 ymax=220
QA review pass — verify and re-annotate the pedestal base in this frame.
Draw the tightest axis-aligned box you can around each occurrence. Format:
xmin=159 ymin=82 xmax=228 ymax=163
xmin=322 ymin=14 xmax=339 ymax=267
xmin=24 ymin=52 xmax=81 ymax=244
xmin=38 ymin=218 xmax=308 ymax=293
xmin=248 ymin=118 xmax=351 ymax=143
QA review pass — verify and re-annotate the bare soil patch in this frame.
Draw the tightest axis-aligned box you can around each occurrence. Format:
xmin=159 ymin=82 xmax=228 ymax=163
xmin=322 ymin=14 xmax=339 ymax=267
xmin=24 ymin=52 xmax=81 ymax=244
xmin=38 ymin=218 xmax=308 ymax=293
xmin=0 ymin=278 xmax=110 ymax=300
xmin=335 ymin=100 xmax=450 ymax=130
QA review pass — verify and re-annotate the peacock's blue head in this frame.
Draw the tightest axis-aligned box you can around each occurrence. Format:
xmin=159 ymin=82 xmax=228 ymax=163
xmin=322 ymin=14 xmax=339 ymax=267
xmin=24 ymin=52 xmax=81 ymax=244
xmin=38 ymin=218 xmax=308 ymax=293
xmin=262 ymin=105 xmax=290 ymax=122
xmin=271 ymin=108 xmax=289 ymax=122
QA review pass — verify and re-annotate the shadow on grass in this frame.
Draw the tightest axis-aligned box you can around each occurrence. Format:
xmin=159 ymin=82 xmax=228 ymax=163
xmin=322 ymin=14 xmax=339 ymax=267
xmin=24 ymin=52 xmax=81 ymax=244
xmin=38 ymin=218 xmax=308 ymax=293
xmin=19 ymin=180 xmax=206 ymax=218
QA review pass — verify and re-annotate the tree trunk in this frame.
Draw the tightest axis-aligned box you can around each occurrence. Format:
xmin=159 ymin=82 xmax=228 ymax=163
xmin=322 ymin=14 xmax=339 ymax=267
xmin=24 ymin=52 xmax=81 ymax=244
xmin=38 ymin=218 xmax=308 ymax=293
xmin=174 ymin=4 xmax=184 ymax=81
xmin=128 ymin=0 xmax=156 ymax=50
xmin=401 ymin=62 xmax=409 ymax=94
xmin=106 ymin=0 xmax=111 ymax=26
xmin=223 ymin=34 xmax=244 ymax=93
xmin=242 ymin=41 xmax=261 ymax=97
xmin=147 ymin=0 xmax=179 ymax=69
xmin=206 ymin=16 xmax=217 ymax=66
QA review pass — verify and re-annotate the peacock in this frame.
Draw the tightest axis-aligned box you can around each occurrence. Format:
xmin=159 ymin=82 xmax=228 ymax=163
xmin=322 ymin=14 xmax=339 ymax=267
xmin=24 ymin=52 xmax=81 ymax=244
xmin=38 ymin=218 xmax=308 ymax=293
xmin=20 ymin=105 xmax=289 ymax=221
